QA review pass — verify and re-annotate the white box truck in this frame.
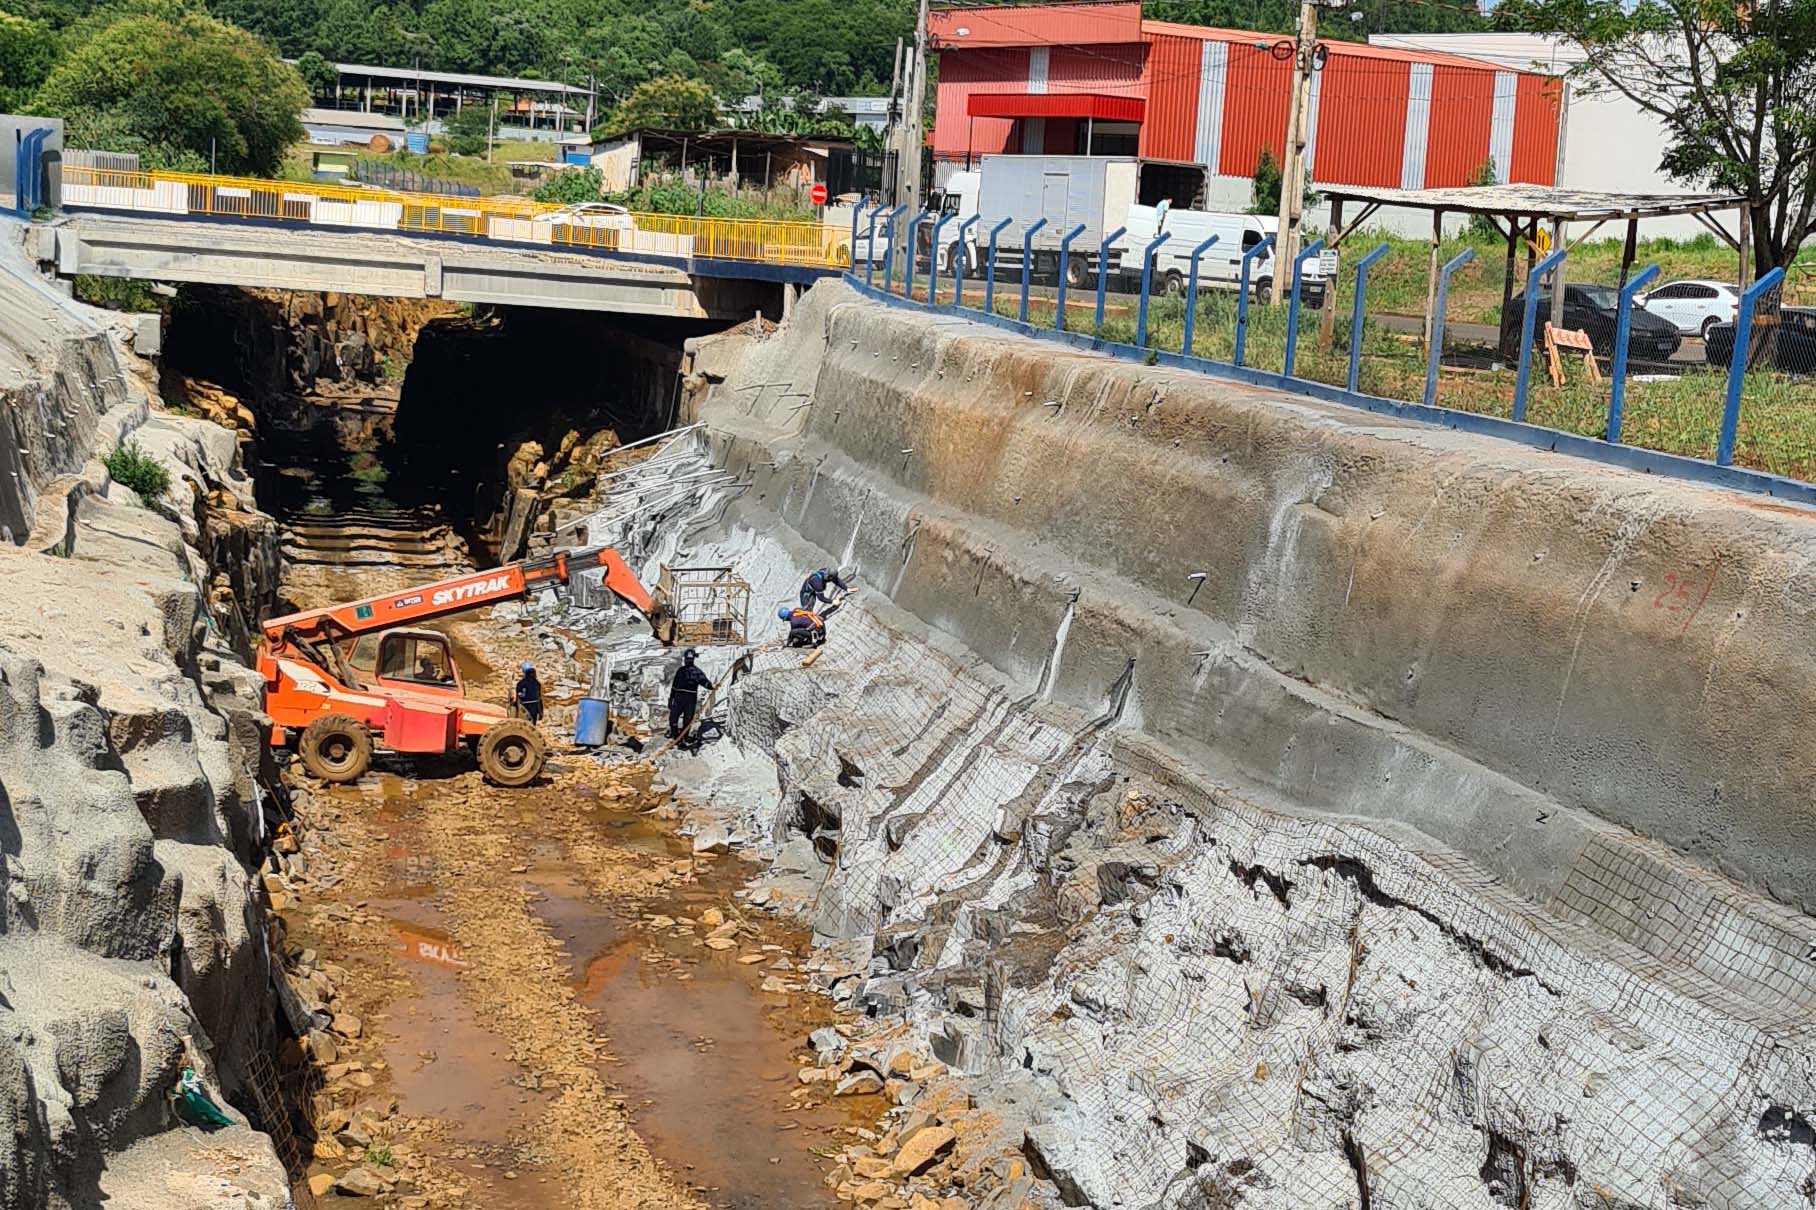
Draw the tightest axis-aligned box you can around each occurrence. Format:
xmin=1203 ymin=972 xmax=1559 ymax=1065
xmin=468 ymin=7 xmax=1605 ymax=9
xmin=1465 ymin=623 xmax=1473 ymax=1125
xmin=1118 ymin=202 xmax=1334 ymax=301
xmin=930 ymin=155 xmax=1206 ymax=288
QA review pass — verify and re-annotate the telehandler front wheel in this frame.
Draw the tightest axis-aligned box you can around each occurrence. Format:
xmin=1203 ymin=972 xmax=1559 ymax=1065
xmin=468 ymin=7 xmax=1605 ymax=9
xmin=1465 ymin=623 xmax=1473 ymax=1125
xmin=477 ymin=719 xmax=546 ymax=788
xmin=298 ymin=714 xmax=372 ymax=783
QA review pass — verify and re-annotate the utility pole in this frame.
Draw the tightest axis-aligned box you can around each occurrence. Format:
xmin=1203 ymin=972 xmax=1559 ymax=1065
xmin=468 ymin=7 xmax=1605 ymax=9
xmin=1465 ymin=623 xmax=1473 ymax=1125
xmin=895 ymin=0 xmax=930 ymax=214
xmin=1270 ymin=0 xmax=1318 ymax=305
xmin=883 ymin=38 xmax=904 ymax=204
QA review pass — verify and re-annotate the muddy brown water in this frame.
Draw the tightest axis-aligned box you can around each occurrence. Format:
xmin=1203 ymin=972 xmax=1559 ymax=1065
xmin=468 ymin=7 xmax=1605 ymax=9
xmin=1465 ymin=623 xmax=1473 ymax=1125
xmin=363 ymin=777 xmax=868 ymax=1208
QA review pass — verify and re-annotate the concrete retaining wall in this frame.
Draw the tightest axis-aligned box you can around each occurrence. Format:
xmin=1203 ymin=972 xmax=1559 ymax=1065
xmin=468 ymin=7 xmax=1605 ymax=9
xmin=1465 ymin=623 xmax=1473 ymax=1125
xmin=693 ymin=280 xmax=1816 ymax=917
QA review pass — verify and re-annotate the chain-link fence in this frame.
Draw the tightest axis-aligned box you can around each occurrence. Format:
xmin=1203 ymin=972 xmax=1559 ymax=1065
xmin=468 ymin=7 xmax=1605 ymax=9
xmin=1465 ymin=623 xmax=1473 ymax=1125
xmin=854 ymin=215 xmax=1816 ymax=488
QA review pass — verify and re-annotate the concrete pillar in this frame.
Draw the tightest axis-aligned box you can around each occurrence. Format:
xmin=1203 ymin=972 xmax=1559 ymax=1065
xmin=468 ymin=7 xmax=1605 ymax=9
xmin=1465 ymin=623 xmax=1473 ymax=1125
xmin=781 ymin=282 xmax=796 ymax=321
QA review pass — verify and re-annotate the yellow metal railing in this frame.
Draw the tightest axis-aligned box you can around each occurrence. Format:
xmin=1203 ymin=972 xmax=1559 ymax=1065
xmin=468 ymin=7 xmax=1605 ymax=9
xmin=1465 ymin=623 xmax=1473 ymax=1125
xmin=59 ymin=166 xmax=846 ymax=269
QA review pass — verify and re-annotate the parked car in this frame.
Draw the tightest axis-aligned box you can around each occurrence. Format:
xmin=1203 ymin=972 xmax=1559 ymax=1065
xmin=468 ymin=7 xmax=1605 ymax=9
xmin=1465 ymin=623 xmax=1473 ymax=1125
xmin=1498 ymin=283 xmax=1682 ymax=362
xmin=546 ymin=202 xmax=633 ymax=229
xmin=1705 ymin=306 xmax=1816 ymax=373
xmin=1635 ymin=279 xmax=1740 ymax=340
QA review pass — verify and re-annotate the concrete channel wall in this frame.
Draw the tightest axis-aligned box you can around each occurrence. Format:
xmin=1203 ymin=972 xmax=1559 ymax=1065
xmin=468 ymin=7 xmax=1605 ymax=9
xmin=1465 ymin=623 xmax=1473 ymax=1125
xmin=671 ymin=279 xmax=1816 ymax=1206
xmin=697 ymin=280 xmax=1816 ymax=916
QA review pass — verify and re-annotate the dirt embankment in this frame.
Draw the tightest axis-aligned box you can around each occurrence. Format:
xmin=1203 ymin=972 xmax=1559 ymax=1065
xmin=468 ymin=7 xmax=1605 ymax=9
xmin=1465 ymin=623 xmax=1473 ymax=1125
xmin=0 ymin=236 xmax=291 ymax=1208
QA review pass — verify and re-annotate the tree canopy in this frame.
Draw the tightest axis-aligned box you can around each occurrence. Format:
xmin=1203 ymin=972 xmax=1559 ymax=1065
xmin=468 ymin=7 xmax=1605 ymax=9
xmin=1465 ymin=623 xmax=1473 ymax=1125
xmin=1495 ymin=0 xmax=1816 ymax=275
xmin=28 ymin=2 xmax=307 ymax=175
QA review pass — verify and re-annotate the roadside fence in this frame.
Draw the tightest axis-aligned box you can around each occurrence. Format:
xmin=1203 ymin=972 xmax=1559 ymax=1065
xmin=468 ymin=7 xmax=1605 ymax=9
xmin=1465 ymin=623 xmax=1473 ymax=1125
xmin=350 ymin=160 xmax=481 ymax=198
xmin=852 ymin=205 xmax=1816 ymax=492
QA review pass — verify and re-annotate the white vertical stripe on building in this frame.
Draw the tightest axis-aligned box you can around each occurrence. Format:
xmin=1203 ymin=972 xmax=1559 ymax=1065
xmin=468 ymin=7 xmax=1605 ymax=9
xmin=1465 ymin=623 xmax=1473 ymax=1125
xmin=1401 ymin=63 xmax=1433 ymax=190
xmin=1028 ymin=46 xmax=1049 ymax=95
xmin=1024 ymin=116 xmax=1045 ymax=153
xmin=1303 ymin=64 xmax=1324 ymax=178
xmin=1194 ymin=39 xmax=1228 ymax=171
xmin=1489 ymin=71 xmax=1517 ymax=183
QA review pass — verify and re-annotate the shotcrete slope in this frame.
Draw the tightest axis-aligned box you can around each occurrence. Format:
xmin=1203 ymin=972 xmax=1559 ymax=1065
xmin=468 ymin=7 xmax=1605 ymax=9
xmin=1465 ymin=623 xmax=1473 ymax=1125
xmin=662 ymin=280 xmax=1816 ymax=1207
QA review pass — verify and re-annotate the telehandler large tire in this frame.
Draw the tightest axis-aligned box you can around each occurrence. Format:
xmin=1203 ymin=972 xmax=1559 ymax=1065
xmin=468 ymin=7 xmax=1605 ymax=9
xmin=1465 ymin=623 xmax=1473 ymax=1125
xmin=477 ymin=719 xmax=545 ymax=787
xmin=298 ymin=714 xmax=372 ymax=783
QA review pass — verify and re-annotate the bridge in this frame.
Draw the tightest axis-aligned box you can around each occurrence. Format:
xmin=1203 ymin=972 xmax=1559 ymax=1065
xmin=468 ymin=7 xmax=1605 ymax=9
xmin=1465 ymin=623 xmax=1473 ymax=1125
xmin=39 ymin=167 xmax=848 ymax=319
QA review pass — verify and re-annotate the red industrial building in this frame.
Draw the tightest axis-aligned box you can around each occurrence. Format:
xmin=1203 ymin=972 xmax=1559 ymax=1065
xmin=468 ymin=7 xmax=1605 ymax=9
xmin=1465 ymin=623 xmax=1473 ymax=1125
xmin=927 ymin=2 xmax=1563 ymax=201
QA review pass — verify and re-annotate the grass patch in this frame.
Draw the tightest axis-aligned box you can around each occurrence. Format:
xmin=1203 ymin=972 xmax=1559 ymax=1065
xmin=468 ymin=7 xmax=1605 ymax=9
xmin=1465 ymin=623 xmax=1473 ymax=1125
xmin=74 ymin=275 xmax=164 ymax=313
xmin=347 ymin=451 xmax=389 ymax=485
xmin=367 ymin=1143 xmax=393 ymax=1167
xmin=106 ymin=441 xmax=171 ymax=502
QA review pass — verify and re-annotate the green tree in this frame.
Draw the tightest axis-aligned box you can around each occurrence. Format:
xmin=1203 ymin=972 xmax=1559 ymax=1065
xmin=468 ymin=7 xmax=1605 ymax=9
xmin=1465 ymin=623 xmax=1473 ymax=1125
xmin=444 ymin=100 xmax=490 ymax=155
xmin=602 ymin=73 xmax=717 ymax=135
xmin=1495 ymin=0 xmax=1816 ymax=277
xmin=35 ymin=6 xmax=307 ymax=175
xmin=294 ymin=49 xmax=336 ymax=99
xmin=0 ymin=11 xmax=58 ymax=112
xmin=531 ymin=165 xmax=600 ymax=202
xmin=1249 ymin=145 xmax=1314 ymax=216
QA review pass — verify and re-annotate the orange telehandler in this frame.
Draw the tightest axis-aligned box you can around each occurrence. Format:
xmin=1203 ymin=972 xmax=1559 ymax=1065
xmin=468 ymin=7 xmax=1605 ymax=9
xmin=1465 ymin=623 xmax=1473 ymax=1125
xmin=258 ymin=546 xmax=749 ymax=787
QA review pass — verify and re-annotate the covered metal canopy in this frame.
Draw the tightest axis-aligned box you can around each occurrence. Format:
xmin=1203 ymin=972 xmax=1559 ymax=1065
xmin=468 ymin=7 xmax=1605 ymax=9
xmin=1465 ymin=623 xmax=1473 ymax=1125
xmin=1313 ymin=183 xmax=1751 ymax=351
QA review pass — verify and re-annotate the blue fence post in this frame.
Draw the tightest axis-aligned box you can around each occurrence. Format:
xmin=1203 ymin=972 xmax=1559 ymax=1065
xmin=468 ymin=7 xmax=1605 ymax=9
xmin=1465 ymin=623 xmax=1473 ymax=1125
xmin=880 ymin=205 xmax=906 ymax=294
xmin=1054 ymin=224 xmax=1086 ymax=332
xmin=953 ymin=215 xmax=979 ymax=308
xmin=985 ymin=217 xmax=1013 ymax=317
xmin=1094 ymin=226 xmax=1127 ymax=334
xmin=905 ymin=211 xmax=928 ymax=302
xmin=849 ymin=202 xmax=862 ymax=271
xmin=1019 ymin=217 xmax=1048 ymax=324
xmin=1182 ymin=235 xmax=1220 ymax=358
xmin=1283 ymin=238 xmax=1325 ymax=379
xmin=1234 ymin=234 xmax=1276 ymax=368
xmin=928 ymin=212 xmax=953 ymax=306
xmin=1513 ymin=247 xmax=1568 ymax=423
xmin=1423 ymin=247 xmax=1477 ymax=408
xmin=1718 ymin=265 xmax=1787 ymax=466
xmin=1606 ymin=263 xmax=1661 ymax=445
xmin=1136 ymin=232 xmax=1171 ymax=349
xmin=863 ymin=204 xmax=882 ymax=287
xmin=1346 ymin=242 xmax=1391 ymax=394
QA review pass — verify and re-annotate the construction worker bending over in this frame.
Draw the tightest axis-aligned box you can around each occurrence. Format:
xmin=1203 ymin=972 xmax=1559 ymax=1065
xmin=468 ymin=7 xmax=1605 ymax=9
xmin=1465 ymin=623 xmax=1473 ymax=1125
xmin=779 ymin=606 xmax=826 ymax=648
xmin=514 ymin=662 xmax=544 ymax=724
xmin=668 ymin=648 xmax=714 ymax=742
xmin=799 ymin=566 xmax=850 ymax=610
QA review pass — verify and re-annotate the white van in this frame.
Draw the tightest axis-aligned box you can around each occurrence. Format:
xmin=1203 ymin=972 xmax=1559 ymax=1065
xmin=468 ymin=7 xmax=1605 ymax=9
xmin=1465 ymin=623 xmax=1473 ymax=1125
xmin=1119 ymin=203 xmax=1334 ymax=300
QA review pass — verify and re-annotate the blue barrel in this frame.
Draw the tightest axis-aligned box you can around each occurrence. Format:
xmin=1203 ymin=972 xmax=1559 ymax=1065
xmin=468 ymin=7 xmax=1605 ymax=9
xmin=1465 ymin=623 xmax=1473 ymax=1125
xmin=574 ymin=697 xmax=610 ymax=747
xmin=406 ymin=131 xmax=430 ymax=155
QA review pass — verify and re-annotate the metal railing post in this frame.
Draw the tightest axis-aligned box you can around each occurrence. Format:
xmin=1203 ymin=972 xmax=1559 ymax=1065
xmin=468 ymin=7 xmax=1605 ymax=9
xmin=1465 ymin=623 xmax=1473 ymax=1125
xmin=1423 ymin=247 xmax=1477 ymax=408
xmin=952 ymin=215 xmax=979 ymax=308
xmin=864 ymin=203 xmax=886 ymax=288
xmin=1718 ymin=265 xmax=1787 ymax=466
xmin=1136 ymin=232 xmax=1171 ymax=349
xmin=1234 ymin=234 xmax=1275 ymax=368
xmin=1606 ymin=263 xmax=1661 ymax=445
xmin=929 ymin=212 xmax=953 ymax=306
xmin=905 ymin=211 xmax=928 ymax=302
xmin=1019 ymin=217 xmax=1048 ymax=324
xmin=1513 ymin=248 xmax=1568 ymax=423
xmin=1094 ymin=225 xmax=1127 ymax=333
xmin=1346 ymin=243 xmax=1391 ymax=394
xmin=1054 ymin=224 xmax=1086 ymax=332
xmin=1283 ymin=238 xmax=1325 ymax=378
xmin=849 ymin=201 xmax=862 ymax=271
xmin=1182 ymin=235 xmax=1220 ymax=357
xmin=880 ymin=205 xmax=906 ymax=294
xmin=985 ymin=217 xmax=1013 ymax=317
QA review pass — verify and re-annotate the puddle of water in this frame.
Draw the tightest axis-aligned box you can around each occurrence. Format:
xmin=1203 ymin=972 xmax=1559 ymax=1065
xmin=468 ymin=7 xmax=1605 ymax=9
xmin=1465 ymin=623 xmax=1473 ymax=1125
xmin=523 ymin=810 xmax=879 ymax=1210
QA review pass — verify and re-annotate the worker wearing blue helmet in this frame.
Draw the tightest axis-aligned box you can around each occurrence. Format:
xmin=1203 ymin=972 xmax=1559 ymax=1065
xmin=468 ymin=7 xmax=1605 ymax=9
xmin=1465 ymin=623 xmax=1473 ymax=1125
xmin=778 ymin=605 xmax=826 ymax=648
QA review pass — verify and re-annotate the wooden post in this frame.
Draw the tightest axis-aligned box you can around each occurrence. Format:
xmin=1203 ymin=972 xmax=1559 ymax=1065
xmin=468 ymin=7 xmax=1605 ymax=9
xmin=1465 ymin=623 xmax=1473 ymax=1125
xmin=1618 ymin=216 xmax=1638 ymax=288
xmin=1500 ymin=214 xmax=1518 ymax=345
xmin=1549 ymin=217 xmax=1566 ymax=333
xmin=1525 ymin=217 xmax=1537 ymax=285
xmin=1738 ymin=199 xmax=1752 ymax=291
xmin=1319 ymin=196 xmax=1345 ymax=350
xmin=1423 ymin=208 xmax=1443 ymax=354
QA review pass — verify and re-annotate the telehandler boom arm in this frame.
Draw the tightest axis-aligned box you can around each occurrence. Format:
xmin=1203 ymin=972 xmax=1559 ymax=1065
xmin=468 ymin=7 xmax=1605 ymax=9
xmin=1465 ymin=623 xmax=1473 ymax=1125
xmin=262 ymin=545 xmax=655 ymax=646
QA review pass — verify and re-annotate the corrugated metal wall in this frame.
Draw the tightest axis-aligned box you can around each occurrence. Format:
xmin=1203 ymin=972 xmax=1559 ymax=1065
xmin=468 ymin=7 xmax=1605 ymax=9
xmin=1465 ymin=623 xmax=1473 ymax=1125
xmin=1217 ymin=41 xmax=1294 ymax=177
xmin=1422 ymin=65 xmax=1496 ymax=187
xmin=1511 ymin=73 xmax=1562 ymax=185
xmin=933 ymin=47 xmax=1030 ymax=159
xmin=1141 ymin=34 xmax=1202 ymax=161
xmin=1048 ymin=44 xmax=1145 ymax=97
xmin=1313 ymin=54 xmax=1408 ymax=189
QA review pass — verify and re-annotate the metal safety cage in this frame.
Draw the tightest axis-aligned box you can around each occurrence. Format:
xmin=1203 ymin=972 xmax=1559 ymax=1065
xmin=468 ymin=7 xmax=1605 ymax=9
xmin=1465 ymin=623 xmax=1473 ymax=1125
xmin=653 ymin=565 xmax=752 ymax=647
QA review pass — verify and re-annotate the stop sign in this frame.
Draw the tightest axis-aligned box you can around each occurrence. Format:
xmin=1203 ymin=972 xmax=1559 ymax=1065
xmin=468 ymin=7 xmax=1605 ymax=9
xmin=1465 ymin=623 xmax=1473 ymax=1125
xmin=810 ymin=182 xmax=828 ymax=206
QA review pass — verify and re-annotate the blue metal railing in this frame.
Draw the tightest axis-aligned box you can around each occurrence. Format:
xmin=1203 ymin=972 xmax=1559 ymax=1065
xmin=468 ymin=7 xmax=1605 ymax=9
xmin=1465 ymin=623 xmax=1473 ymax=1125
xmin=1135 ymin=232 xmax=1171 ymax=349
xmin=952 ymin=215 xmax=979 ymax=308
xmin=905 ymin=211 xmax=928 ymax=302
xmin=1182 ymin=235 xmax=1220 ymax=358
xmin=1606 ymin=263 xmax=1661 ymax=445
xmin=985 ymin=217 xmax=1013 ymax=317
xmin=1095 ymin=225 xmax=1126 ymax=333
xmin=1283 ymin=238 xmax=1324 ymax=379
xmin=1234 ymin=235 xmax=1275 ymax=368
xmin=928 ymin=212 xmax=953 ymax=306
xmin=1347 ymin=243 xmax=1392 ymax=394
xmin=1054 ymin=224 xmax=1086 ymax=333
xmin=1719 ymin=266 xmax=1788 ymax=466
xmin=1423 ymin=247 xmax=1476 ymax=408
xmin=1019 ymin=217 xmax=1048 ymax=325
xmin=1512 ymin=248 xmax=1569 ymax=423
